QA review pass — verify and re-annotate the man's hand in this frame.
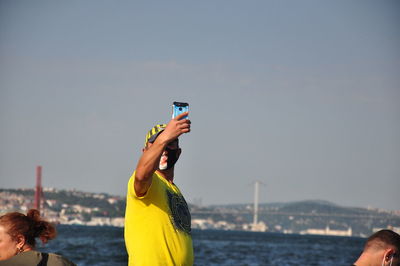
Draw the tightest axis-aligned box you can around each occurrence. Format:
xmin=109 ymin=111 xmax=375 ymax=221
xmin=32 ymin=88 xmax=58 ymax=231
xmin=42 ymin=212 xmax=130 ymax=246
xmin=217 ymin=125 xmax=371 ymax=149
xmin=156 ymin=112 xmax=191 ymax=145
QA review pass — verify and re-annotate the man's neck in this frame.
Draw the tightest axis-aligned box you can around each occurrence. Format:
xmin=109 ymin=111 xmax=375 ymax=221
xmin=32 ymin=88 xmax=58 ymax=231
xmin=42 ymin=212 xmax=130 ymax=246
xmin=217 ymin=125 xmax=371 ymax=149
xmin=156 ymin=168 xmax=174 ymax=183
xmin=354 ymin=250 xmax=384 ymax=266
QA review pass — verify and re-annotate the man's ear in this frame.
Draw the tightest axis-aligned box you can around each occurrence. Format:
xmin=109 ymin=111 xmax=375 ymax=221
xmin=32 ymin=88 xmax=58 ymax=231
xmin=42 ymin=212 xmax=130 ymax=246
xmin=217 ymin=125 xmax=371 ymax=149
xmin=383 ymin=248 xmax=395 ymax=262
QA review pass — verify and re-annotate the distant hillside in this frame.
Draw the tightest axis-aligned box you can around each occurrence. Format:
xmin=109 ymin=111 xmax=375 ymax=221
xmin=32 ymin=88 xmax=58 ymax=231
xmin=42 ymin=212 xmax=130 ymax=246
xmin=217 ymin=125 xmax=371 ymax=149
xmin=199 ymin=199 xmax=400 ymax=236
xmin=0 ymin=188 xmax=126 ymax=218
xmin=210 ymin=199 xmax=388 ymax=216
xmin=277 ymin=200 xmax=369 ymax=215
xmin=1 ymin=188 xmax=399 ymax=236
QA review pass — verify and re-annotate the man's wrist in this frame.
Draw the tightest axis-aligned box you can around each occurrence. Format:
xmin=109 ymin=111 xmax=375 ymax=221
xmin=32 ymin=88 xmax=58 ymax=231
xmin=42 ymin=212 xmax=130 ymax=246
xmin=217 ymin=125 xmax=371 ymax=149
xmin=153 ymin=133 xmax=170 ymax=146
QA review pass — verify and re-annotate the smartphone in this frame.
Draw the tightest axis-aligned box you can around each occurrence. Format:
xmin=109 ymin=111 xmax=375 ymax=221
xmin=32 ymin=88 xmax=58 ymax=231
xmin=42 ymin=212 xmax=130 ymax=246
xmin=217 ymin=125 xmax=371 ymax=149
xmin=172 ymin=102 xmax=189 ymax=119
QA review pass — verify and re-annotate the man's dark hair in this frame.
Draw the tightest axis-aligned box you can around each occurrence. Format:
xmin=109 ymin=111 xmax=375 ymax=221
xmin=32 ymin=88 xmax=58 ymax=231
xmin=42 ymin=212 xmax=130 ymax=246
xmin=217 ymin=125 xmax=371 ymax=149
xmin=365 ymin=229 xmax=400 ymax=252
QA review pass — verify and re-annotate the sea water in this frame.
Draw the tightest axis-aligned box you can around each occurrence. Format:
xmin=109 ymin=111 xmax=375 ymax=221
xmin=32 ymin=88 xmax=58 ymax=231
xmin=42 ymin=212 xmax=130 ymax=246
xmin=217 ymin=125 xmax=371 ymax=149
xmin=39 ymin=225 xmax=364 ymax=266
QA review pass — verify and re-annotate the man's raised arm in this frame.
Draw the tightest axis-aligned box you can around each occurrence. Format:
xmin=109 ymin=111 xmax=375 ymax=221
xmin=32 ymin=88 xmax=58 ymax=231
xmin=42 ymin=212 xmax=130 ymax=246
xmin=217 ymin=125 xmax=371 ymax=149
xmin=134 ymin=112 xmax=190 ymax=196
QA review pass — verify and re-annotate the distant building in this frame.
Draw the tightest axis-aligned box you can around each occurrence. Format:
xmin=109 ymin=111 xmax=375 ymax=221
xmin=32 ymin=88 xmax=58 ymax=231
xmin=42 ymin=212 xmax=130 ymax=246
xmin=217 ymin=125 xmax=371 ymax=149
xmin=192 ymin=218 xmax=214 ymax=230
xmin=300 ymin=226 xmax=352 ymax=237
xmin=191 ymin=218 xmax=236 ymax=230
xmin=373 ymin=226 xmax=400 ymax=235
xmin=242 ymin=221 xmax=268 ymax=232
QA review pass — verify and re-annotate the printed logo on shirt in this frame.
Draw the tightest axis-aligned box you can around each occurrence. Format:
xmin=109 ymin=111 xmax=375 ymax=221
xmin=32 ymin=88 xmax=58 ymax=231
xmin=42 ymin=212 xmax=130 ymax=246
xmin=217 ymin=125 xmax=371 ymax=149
xmin=166 ymin=189 xmax=191 ymax=235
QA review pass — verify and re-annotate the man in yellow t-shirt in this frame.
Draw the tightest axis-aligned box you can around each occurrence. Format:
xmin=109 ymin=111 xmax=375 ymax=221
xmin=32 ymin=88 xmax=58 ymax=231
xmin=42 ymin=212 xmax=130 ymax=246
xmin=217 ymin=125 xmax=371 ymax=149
xmin=124 ymin=112 xmax=193 ymax=266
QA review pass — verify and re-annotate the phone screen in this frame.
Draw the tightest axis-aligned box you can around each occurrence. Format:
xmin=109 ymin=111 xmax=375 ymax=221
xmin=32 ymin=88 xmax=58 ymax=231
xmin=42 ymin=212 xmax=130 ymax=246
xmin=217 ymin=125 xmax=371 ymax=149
xmin=172 ymin=102 xmax=189 ymax=119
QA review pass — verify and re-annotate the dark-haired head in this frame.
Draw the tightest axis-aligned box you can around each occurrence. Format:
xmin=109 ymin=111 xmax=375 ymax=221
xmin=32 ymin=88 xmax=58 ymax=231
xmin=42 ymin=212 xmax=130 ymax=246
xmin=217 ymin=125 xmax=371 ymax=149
xmin=365 ymin=229 xmax=400 ymax=253
xmin=0 ymin=209 xmax=56 ymax=261
xmin=354 ymin=229 xmax=400 ymax=266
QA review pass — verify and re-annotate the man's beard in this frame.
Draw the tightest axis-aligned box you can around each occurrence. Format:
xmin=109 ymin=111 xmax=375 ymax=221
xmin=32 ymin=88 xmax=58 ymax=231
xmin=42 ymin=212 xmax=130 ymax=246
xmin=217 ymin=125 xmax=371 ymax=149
xmin=158 ymin=149 xmax=178 ymax=171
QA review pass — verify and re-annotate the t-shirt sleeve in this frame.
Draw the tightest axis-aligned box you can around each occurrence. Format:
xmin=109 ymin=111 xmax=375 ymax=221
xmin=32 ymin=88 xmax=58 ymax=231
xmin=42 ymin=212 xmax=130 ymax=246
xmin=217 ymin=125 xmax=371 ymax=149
xmin=127 ymin=171 xmax=154 ymax=199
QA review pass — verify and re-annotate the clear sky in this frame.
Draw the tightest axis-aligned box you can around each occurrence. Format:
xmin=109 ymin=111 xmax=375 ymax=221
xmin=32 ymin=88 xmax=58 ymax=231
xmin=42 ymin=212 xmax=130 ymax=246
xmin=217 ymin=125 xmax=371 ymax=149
xmin=1 ymin=1 xmax=399 ymax=210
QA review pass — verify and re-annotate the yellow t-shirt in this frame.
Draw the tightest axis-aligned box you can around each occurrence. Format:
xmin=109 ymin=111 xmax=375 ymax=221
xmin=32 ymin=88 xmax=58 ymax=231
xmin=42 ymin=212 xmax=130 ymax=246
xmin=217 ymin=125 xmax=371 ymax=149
xmin=124 ymin=171 xmax=193 ymax=266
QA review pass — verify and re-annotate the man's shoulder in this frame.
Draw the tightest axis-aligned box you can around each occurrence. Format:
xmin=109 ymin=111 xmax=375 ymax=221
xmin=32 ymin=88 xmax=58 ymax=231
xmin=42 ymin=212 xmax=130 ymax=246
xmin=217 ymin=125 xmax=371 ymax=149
xmin=131 ymin=170 xmax=161 ymax=180
xmin=127 ymin=171 xmax=165 ymax=199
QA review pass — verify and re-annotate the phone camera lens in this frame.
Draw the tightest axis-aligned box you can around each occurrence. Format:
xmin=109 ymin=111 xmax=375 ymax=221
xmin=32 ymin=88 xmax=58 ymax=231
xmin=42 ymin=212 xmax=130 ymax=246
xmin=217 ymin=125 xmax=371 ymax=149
xmin=179 ymin=107 xmax=182 ymax=111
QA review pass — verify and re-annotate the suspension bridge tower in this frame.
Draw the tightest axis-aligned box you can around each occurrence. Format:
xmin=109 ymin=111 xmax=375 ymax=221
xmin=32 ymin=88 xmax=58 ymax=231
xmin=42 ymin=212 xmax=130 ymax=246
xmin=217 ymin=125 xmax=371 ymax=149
xmin=251 ymin=180 xmax=268 ymax=232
